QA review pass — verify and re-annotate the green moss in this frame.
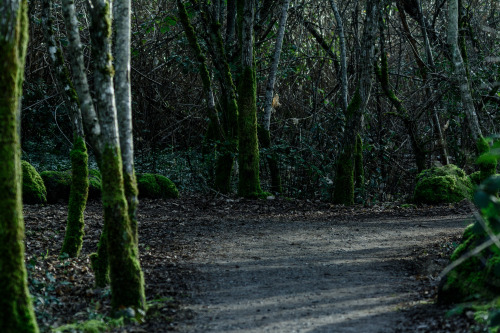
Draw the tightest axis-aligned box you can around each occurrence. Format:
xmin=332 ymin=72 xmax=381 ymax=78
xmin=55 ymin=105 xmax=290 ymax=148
xmin=40 ymin=169 xmax=101 ymax=203
xmin=414 ymin=164 xmax=473 ymax=204
xmin=469 ymin=171 xmax=482 ymax=186
xmin=0 ymin=1 xmax=39 ymax=331
xmin=99 ymin=146 xmax=145 ymax=311
xmin=40 ymin=170 xmax=72 ymax=203
xmin=237 ymin=65 xmax=263 ymax=198
xmin=22 ymin=161 xmax=47 ymax=204
xmin=123 ymin=170 xmax=139 ymax=245
xmin=54 ymin=319 xmax=107 ymax=333
xmin=136 ymin=173 xmax=179 ymax=199
xmin=61 ymin=136 xmax=89 ymax=258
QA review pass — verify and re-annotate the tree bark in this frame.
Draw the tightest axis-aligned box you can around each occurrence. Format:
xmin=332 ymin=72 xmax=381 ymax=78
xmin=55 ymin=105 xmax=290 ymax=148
xmin=329 ymin=0 xmax=348 ymax=113
xmin=237 ymin=0 xmax=264 ymax=198
xmin=114 ymin=0 xmax=140 ymax=244
xmin=447 ymin=0 xmax=482 ymax=142
xmin=87 ymin=0 xmax=145 ymax=311
xmin=0 ymin=0 xmax=39 ymax=331
xmin=62 ymin=0 xmax=145 ymax=312
xmin=261 ymin=0 xmax=290 ymax=194
xmin=333 ymin=0 xmax=379 ymax=205
xmin=41 ymin=0 xmax=89 ymax=258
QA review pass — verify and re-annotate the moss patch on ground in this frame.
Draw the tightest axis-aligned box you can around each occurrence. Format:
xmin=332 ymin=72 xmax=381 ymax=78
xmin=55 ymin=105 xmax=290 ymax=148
xmin=41 ymin=170 xmax=72 ymax=203
xmin=22 ymin=161 xmax=47 ymax=204
xmin=414 ymin=164 xmax=473 ymax=204
xmin=136 ymin=173 xmax=179 ymax=199
xmin=40 ymin=170 xmax=102 ymax=203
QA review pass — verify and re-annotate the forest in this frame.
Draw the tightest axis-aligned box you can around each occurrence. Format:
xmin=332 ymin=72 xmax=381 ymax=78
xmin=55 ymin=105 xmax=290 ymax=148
xmin=0 ymin=0 xmax=499 ymax=331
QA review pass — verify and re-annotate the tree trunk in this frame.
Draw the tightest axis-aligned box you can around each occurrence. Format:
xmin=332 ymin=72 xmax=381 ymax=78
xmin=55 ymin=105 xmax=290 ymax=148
xmin=180 ymin=0 xmax=237 ymax=194
xmin=237 ymin=0 xmax=264 ymax=198
xmin=261 ymin=0 xmax=290 ymax=194
xmin=447 ymin=0 xmax=482 ymax=142
xmin=41 ymin=0 xmax=89 ymax=258
xmin=0 ymin=0 xmax=39 ymax=331
xmin=62 ymin=0 xmax=145 ymax=312
xmin=87 ymin=0 xmax=145 ymax=311
xmin=114 ymin=0 xmax=139 ymax=244
xmin=333 ymin=0 xmax=379 ymax=205
xmin=329 ymin=0 xmax=348 ymax=113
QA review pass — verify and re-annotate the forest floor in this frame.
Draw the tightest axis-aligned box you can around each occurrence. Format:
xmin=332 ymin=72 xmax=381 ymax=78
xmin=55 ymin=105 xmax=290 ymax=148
xmin=24 ymin=196 xmax=486 ymax=332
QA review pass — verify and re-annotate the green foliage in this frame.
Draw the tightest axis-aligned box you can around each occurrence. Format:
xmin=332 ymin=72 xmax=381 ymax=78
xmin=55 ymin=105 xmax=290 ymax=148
xmin=136 ymin=173 xmax=179 ymax=199
xmin=414 ymin=164 xmax=473 ymax=204
xmin=22 ymin=160 xmax=47 ymax=204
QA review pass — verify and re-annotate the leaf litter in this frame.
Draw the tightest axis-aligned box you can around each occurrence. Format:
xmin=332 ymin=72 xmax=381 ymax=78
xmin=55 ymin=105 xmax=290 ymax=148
xmin=22 ymin=196 xmax=484 ymax=332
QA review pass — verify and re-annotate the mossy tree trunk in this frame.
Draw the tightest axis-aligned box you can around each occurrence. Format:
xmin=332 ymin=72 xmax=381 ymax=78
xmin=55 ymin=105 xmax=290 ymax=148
xmin=333 ymin=0 xmax=379 ymax=205
xmin=62 ymin=0 xmax=145 ymax=312
xmin=237 ymin=0 xmax=264 ymax=198
xmin=61 ymin=136 xmax=89 ymax=257
xmin=198 ymin=1 xmax=239 ymax=194
xmin=177 ymin=0 xmax=236 ymax=194
xmin=114 ymin=0 xmax=140 ymax=244
xmin=41 ymin=0 xmax=89 ymax=258
xmin=0 ymin=0 xmax=39 ymax=331
xmin=87 ymin=0 xmax=145 ymax=311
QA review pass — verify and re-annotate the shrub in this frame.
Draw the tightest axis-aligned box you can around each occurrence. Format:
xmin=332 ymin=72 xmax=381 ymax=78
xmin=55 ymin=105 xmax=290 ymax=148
xmin=414 ymin=164 xmax=473 ymax=204
xmin=22 ymin=161 xmax=47 ymax=204
xmin=136 ymin=173 xmax=179 ymax=199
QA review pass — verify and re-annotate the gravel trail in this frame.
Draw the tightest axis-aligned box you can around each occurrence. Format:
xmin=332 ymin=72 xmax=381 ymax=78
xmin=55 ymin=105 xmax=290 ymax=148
xmin=176 ymin=210 xmax=470 ymax=333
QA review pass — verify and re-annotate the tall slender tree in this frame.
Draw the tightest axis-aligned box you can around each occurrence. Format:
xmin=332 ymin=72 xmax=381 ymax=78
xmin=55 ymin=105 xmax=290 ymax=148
xmin=237 ymin=0 xmax=265 ymax=198
xmin=61 ymin=0 xmax=146 ymax=312
xmin=0 ymin=0 xmax=39 ymax=331
xmin=332 ymin=0 xmax=379 ymax=205
xmin=260 ymin=0 xmax=291 ymax=194
xmin=41 ymin=0 xmax=89 ymax=258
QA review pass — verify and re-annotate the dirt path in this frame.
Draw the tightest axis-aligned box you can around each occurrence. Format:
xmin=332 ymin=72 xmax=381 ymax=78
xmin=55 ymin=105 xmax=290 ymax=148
xmin=174 ymin=208 xmax=472 ymax=333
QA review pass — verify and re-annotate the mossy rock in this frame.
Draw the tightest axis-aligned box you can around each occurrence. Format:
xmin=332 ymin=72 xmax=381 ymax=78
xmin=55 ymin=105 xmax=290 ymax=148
xmin=88 ymin=169 xmax=102 ymax=200
xmin=414 ymin=164 xmax=473 ymax=204
xmin=136 ymin=173 xmax=179 ymax=199
xmin=40 ymin=169 xmax=102 ymax=203
xmin=22 ymin=161 xmax=47 ymax=204
xmin=469 ymin=171 xmax=482 ymax=186
xmin=438 ymin=223 xmax=500 ymax=304
xmin=40 ymin=170 xmax=72 ymax=204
